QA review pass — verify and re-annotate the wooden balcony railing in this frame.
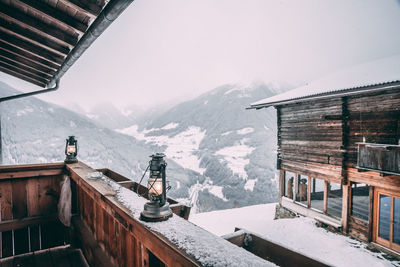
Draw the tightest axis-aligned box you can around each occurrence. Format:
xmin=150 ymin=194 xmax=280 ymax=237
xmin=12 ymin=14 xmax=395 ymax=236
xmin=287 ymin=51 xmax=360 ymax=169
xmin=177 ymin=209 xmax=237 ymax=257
xmin=0 ymin=162 xmax=272 ymax=266
xmin=357 ymin=143 xmax=400 ymax=175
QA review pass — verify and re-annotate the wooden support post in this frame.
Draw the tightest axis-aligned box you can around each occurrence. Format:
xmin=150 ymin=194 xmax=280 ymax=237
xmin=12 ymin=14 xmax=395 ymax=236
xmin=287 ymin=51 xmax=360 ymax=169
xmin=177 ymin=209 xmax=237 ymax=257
xmin=368 ymin=186 xmax=374 ymax=242
xmin=307 ymin=176 xmax=311 ymax=207
xmin=279 ymin=170 xmax=285 ymax=204
xmin=293 ymin=174 xmax=299 ymax=201
xmin=323 ymin=180 xmax=328 ymax=213
xmin=0 ymin=112 xmax=2 ymax=165
xmin=341 ymin=184 xmax=349 ymax=232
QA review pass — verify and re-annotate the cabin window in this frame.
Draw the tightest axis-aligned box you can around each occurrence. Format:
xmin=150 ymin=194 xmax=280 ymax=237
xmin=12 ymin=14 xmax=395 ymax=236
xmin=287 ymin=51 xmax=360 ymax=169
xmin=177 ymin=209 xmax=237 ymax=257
xmin=327 ymin=182 xmax=342 ymax=218
xmin=350 ymin=183 xmax=370 ymax=221
xmin=296 ymin=175 xmax=308 ymax=206
xmin=284 ymin=172 xmax=295 ymax=199
xmin=310 ymin=178 xmax=324 ymax=212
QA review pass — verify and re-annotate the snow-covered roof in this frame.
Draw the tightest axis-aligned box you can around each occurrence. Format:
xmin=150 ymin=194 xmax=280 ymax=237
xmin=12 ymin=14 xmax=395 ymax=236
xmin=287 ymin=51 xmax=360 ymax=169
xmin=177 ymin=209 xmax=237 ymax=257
xmin=250 ymin=54 xmax=400 ymax=109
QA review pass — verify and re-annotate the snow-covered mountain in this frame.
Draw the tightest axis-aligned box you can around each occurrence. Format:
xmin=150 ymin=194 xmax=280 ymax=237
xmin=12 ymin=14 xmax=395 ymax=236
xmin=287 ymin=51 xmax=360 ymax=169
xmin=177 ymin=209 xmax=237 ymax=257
xmin=117 ymin=82 xmax=290 ymax=212
xmin=1 ymin=81 xmax=290 ymax=213
xmin=0 ymin=82 xmax=194 ymax=200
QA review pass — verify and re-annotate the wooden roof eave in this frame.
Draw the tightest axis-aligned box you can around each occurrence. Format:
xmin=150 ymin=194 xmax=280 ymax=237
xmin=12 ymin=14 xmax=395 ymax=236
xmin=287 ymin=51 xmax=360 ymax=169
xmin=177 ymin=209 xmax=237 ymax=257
xmin=0 ymin=0 xmax=134 ymax=90
xmin=248 ymin=81 xmax=400 ymax=110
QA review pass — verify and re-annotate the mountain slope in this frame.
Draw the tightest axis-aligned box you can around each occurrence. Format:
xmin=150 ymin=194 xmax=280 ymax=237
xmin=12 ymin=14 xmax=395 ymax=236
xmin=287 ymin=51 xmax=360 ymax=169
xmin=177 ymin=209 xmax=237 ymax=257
xmin=0 ymin=82 xmax=194 ymax=201
xmin=118 ymin=82 xmax=290 ymax=212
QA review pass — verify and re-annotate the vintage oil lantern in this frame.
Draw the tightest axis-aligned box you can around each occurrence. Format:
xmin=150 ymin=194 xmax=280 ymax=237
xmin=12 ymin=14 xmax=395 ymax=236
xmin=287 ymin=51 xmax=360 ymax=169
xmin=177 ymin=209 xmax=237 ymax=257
xmin=140 ymin=153 xmax=173 ymax=222
xmin=64 ymin=136 xmax=78 ymax=164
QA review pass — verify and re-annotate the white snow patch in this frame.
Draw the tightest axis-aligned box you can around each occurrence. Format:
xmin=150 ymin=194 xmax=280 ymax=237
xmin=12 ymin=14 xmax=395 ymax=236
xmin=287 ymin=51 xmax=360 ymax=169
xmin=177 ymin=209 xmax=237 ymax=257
xmin=221 ymin=131 xmax=232 ymax=136
xmin=86 ymin=114 xmax=99 ymax=119
xmin=244 ymin=179 xmax=257 ymax=191
xmin=161 ymin=122 xmax=179 ymax=130
xmin=215 ymin=139 xmax=255 ymax=179
xmin=117 ymin=125 xmax=146 ymax=140
xmin=204 ymin=100 xmax=209 ymax=105
xmin=118 ymin=125 xmax=206 ymax=174
xmin=207 ymin=186 xmax=227 ymax=201
xmin=100 ymin=177 xmax=272 ymax=266
xmin=176 ymin=181 xmax=181 ymax=189
xmin=190 ymin=204 xmax=397 ymax=267
xmin=16 ymin=107 xmax=34 ymax=116
xmin=236 ymin=127 xmax=254 ymax=135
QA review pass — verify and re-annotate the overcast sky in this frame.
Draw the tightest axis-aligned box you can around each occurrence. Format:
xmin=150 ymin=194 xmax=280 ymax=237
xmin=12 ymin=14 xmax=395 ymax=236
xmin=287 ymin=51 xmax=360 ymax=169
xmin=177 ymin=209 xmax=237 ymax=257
xmin=1 ymin=0 xmax=400 ymax=110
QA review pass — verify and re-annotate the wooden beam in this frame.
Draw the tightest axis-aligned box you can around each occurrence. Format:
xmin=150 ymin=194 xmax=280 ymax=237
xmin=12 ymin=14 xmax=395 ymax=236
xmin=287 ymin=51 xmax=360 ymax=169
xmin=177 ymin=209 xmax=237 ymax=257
xmin=65 ymin=0 xmax=105 ymax=16
xmin=307 ymin=176 xmax=311 ymax=207
xmin=341 ymin=184 xmax=349 ymax=232
xmin=0 ymin=56 xmax=52 ymax=80
xmin=0 ymin=65 xmax=46 ymax=87
xmin=0 ymin=168 xmax=63 ymax=180
xmin=368 ymin=186 xmax=374 ymax=242
xmin=324 ymin=180 xmax=328 ymax=213
xmin=0 ymin=49 xmax=56 ymax=76
xmin=279 ymin=170 xmax=285 ymax=204
xmin=0 ymin=40 xmax=60 ymax=70
xmin=0 ymin=30 xmax=65 ymax=64
xmin=16 ymin=0 xmax=89 ymax=33
xmin=0 ymin=3 xmax=78 ymax=46
xmin=0 ymin=60 xmax=49 ymax=84
xmin=0 ymin=214 xmax=57 ymax=232
xmin=0 ymin=15 xmax=70 ymax=55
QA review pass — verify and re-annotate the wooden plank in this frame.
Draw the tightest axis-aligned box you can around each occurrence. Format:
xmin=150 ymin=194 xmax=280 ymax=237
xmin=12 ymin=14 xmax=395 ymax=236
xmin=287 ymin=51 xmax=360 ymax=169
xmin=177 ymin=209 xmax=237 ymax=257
xmin=307 ymin=176 xmax=311 ymax=207
xmin=12 ymin=180 xmax=28 ymax=220
xmin=0 ymin=15 xmax=70 ymax=55
xmin=0 ymin=41 xmax=59 ymax=70
xmin=279 ymin=170 xmax=285 ymax=203
xmin=38 ymin=177 xmax=59 ymax=216
xmin=341 ymin=184 xmax=349 ymax=232
xmin=0 ymin=49 xmax=56 ymax=76
xmin=66 ymin=0 xmax=105 ymax=16
xmin=0 ymin=181 xmax=13 ymax=258
xmin=323 ymin=180 xmax=328 ymax=213
xmin=27 ymin=178 xmax=40 ymax=217
xmin=0 ymin=28 xmax=66 ymax=64
xmin=0 ymin=56 xmax=52 ymax=80
xmin=16 ymin=0 xmax=89 ymax=33
xmin=0 ymin=214 xmax=58 ymax=232
xmin=0 ymin=3 xmax=78 ymax=46
xmin=0 ymin=65 xmax=46 ymax=87
xmin=125 ymin=233 xmax=134 ymax=267
xmin=0 ymin=60 xmax=49 ymax=84
xmin=368 ymin=186 xmax=374 ymax=242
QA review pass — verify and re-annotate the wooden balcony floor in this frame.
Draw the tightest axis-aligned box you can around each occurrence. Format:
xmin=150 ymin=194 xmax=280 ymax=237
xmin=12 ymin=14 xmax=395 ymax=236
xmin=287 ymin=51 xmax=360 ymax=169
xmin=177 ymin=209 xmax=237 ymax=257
xmin=0 ymin=246 xmax=88 ymax=267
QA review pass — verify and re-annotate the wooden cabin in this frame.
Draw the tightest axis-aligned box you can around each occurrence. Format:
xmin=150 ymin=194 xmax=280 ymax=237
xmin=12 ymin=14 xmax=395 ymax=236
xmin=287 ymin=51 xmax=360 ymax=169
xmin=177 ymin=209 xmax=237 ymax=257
xmin=249 ymin=55 xmax=400 ymax=255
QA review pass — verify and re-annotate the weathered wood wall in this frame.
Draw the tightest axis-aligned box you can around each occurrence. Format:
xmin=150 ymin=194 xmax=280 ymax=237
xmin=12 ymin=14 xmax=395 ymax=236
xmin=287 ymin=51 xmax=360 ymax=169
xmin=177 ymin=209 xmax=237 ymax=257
xmin=278 ymin=97 xmax=344 ymax=182
xmin=0 ymin=163 xmax=66 ymax=258
xmin=278 ymin=88 xmax=400 ymax=181
xmin=346 ymin=90 xmax=400 ymax=167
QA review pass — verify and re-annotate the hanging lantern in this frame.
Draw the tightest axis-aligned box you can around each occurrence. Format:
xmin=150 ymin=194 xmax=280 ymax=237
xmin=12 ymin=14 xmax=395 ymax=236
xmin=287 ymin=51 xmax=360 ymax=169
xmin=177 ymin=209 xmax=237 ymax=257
xmin=140 ymin=153 xmax=173 ymax=222
xmin=64 ymin=136 xmax=78 ymax=164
